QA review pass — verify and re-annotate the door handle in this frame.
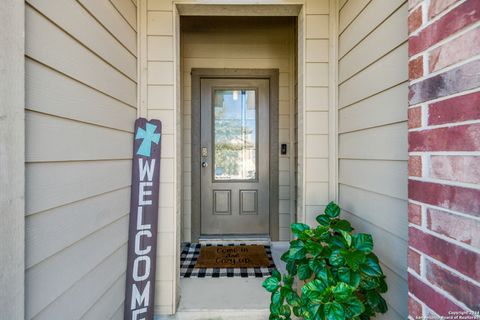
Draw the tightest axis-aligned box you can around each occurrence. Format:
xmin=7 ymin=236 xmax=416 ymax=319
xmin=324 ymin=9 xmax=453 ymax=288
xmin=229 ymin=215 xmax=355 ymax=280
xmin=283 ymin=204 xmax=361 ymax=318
xmin=201 ymin=161 xmax=208 ymax=168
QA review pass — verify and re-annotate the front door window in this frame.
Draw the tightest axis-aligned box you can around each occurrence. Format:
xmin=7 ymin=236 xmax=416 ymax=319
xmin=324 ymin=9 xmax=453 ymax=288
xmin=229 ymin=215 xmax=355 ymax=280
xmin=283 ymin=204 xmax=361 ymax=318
xmin=213 ymin=89 xmax=257 ymax=181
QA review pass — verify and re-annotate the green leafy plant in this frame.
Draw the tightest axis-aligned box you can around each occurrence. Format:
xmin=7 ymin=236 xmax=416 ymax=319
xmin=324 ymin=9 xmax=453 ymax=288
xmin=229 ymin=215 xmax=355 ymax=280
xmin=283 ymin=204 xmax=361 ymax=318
xmin=263 ymin=202 xmax=388 ymax=320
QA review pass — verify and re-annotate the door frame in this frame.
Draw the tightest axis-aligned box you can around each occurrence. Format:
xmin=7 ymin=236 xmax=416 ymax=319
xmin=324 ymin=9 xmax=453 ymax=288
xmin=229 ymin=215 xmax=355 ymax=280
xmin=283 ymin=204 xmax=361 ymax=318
xmin=191 ymin=68 xmax=279 ymax=241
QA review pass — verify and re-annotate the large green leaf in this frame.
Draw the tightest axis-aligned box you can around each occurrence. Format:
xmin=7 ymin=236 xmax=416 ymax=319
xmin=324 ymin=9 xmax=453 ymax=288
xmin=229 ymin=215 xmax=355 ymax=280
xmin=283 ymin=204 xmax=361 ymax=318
xmin=291 ymin=223 xmax=310 ymax=237
xmin=288 ymin=240 xmax=306 ymax=260
xmin=286 ymin=290 xmax=301 ymax=307
xmin=360 ymin=257 xmax=383 ymax=277
xmin=272 ymin=290 xmax=284 ymax=306
xmin=353 ymin=234 xmax=373 ymax=253
xmin=365 ymin=291 xmax=388 ymax=313
xmin=281 ymin=251 xmax=291 ymax=262
xmin=305 ymin=239 xmax=323 ymax=257
xmin=340 ymin=230 xmax=352 ymax=247
xmin=302 ymin=279 xmax=327 ymax=301
xmin=332 ymin=282 xmax=353 ymax=302
xmin=324 ymin=202 xmax=341 ymax=218
xmin=286 ymin=260 xmax=297 ymax=275
xmin=263 ymin=276 xmax=280 ymax=292
xmin=329 ymin=249 xmax=346 ymax=266
xmin=342 ymin=297 xmax=365 ymax=317
xmin=308 ymin=259 xmax=326 ymax=275
xmin=316 ymin=214 xmax=331 ymax=226
xmin=331 ymin=219 xmax=353 ymax=232
xmin=324 ymin=302 xmax=345 ymax=320
xmin=283 ymin=274 xmax=294 ymax=287
xmin=345 ymin=250 xmax=366 ymax=271
xmin=298 ymin=263 xmax=313 ymax=280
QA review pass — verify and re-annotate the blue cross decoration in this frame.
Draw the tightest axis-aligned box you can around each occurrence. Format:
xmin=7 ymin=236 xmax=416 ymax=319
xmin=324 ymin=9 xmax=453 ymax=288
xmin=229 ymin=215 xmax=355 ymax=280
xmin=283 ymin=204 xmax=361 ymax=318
xmin=135 ymin=122 xmax=161 ymax=157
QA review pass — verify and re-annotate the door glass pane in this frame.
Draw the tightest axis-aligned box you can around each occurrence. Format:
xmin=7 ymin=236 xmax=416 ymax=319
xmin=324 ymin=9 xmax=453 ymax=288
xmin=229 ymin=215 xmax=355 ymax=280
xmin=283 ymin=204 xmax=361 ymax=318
xmin=213 ymin=89 xmax=256 ymax=180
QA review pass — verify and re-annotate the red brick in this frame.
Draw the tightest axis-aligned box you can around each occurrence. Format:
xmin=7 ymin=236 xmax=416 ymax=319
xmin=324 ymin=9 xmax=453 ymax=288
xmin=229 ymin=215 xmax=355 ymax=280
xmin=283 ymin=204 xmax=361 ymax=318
xmin=425 ymin=259 xmax=480 ymax=311
xmin=430 ymin=27 xmax=480 ymax=73
xmin=408 ymin=248 xmax=422 ymax=274
xmin=409 ymin=123 xmax=480 ymax=152
xmin=409 ymin=156 xmax=422 ymax=177
xmin=427 ymin=208 xmax=480 ymax=248
xmin=409 ymin=180 xmax=480 ymax=217
xmin=408 ymin=106 xmax=422 ymax=128
xmin=409 ymin=227 xmax=480 ymax=281
xmin=409 ymin=59 xmax=480 ymax=105
xmin=409 ymin=0 xmax=480 ymax=56
xmin=409 ymin=273 xmax=466 ymax=316
xmin=409 ymin=6 xmax=423 ymax=33
xmin=429 ymin=0 xmax=459 ymax=19
xmin=409 ymin=56 xmax=424 ymax=80
xmin=428 ymin=91 xmax=480 ymax=126
xmin=430 ymin=155 xmax=480 ymax=184
xmin=409 ymin=202 xmax=422 ymax=225
xmin=409 ymin=295 xmax=423 ymax=318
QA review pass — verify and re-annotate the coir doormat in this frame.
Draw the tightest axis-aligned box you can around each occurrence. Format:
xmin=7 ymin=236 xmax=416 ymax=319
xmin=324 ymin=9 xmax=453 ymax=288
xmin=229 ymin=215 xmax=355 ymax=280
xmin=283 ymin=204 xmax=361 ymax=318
xmin=196 ymin=244 xmax=270 ymax=268
xmin=180 ymin=243 xmax=276 ymax=278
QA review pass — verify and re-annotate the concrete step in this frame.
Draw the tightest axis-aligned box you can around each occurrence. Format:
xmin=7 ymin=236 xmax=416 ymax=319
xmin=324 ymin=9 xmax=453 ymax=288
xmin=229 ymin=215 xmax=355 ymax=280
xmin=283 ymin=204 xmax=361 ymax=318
xmin=173 ymin=309 xmax=270 ymax=320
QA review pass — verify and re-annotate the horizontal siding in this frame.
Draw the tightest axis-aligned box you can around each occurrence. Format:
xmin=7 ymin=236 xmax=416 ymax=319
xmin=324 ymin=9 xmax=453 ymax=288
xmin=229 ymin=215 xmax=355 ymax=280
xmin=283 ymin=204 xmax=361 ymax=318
xmin=339 ymin=122 xmax=408 ymax=160
xmin=26 ymin=59 xmax=136 ymax=132
xmin=25 ymin=0 xmax=136 ymax=318
xmin=25 ymin=111 xmax=133 ymax=162
xmin=26 ymin=0 xmax=136 ymax=80
xmin=339 ymin=160 xmax=408 ymax=200
xmin=339 ymin=43 xmax=408 ymax=108
xmin=79 ymin=0 xmax=137 ymax=54
xmin=33 ymin=245 xmax=127 ymax=320
xmin=25 ymin=160 xmax=131 ymax=215
xmin=338 ymin=83 xmax=407 ymax=132
xmin=26 ymin=188 xmax=130 ymax=268
xmin=26 ymin=216 xmax=128 ymax=319
xmin=339 ymin=2 xmax=408 ymax=83
xmin=338 ymin=1 xmax=408 ymax=319
xmin=25 ymin=5 xmax=136 ymax=107
xmin=339 ymin=0 xmax=405 ymax=58
xmin=111 ymin=0 xmax=137 ymax=30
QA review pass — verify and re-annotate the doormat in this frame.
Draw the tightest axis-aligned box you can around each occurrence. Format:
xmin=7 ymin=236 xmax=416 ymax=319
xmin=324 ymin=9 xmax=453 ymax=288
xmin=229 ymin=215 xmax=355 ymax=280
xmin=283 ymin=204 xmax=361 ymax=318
xmin=180 ymin=243 xmax=276 ymax=278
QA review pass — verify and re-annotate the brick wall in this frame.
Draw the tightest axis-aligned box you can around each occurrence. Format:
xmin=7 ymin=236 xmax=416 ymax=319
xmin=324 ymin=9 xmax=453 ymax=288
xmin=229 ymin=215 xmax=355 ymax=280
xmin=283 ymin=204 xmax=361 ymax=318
xmin=407 ymin=0 xmax=480 ymax=318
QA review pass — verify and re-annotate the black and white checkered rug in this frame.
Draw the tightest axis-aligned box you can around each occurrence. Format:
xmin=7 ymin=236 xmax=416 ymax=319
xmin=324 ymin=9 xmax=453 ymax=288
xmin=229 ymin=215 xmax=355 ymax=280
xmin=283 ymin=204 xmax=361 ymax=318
xmin=180 ymin=243 xmax=276 ymax=278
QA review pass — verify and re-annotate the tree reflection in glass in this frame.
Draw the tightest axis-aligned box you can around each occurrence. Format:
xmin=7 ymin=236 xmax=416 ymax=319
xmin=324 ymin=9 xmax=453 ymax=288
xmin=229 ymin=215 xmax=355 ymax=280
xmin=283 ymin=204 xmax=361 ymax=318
xmin=213 ymin=89 xmax=256 ymax=180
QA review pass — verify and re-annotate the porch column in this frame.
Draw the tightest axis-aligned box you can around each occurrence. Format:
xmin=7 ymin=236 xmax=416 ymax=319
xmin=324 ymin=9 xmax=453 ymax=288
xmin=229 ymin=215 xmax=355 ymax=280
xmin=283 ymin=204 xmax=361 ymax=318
xmin=139 ymin=0 xmax=179 ymax=315
xmin=0 ymin=0 xmax=25 ymax=318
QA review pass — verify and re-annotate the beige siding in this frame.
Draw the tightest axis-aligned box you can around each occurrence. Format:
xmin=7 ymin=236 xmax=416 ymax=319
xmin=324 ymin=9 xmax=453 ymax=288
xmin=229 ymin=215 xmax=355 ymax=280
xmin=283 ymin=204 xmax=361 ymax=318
xmin=180 ymin=17 xmax=297 ymax=241
xmin=337 ymin=1 xmax=408 ymax=319
xmin=302 ymin=1 xmax=331 ymax=229
xmin=24 ymin=0 xmax=137 ymax=318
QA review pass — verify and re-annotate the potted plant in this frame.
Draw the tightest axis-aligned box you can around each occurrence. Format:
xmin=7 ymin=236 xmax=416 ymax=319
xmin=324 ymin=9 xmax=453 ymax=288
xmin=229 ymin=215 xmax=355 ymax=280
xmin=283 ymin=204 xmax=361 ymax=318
xmin=263 ymin=202 xmax=388 ymax=320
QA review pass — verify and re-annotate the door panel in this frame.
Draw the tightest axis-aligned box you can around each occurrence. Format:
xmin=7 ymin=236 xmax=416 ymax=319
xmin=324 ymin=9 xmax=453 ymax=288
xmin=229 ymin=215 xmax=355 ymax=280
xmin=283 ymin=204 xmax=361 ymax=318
xmin=200 ymin=78 xmax=270 ymax=235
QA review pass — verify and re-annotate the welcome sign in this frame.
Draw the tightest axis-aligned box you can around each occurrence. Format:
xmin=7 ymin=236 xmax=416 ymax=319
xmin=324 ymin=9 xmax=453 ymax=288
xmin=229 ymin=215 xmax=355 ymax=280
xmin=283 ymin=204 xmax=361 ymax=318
xmin=125 ymin=118 xmax=162 ymax=320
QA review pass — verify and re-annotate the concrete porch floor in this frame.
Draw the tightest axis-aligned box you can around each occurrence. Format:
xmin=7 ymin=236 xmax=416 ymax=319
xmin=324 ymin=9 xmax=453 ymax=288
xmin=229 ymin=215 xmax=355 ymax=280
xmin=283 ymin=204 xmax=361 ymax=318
xmin=165 ymin=242 xmax=289 ymax=320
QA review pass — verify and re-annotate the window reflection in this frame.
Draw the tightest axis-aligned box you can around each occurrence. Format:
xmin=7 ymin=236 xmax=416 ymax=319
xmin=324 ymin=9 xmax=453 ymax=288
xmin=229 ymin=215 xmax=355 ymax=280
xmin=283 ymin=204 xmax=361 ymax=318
xmin=214 ymin=89 xmax=256 ymax=180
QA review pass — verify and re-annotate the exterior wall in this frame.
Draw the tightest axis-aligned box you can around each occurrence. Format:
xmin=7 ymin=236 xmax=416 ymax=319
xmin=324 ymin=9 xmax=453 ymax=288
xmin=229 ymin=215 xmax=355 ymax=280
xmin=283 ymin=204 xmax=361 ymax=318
xmin=407 ymin=0 xmax=480 ymax=317
xmin=24 ymin=0 xmax=137 ymax=318
xmin=337 ymin=1 xmax=409 ymax=319
xmin=180 ymin=17 xmax=296 ymax=242
xmin=0 ymin=1 xmax=25 ymax=319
